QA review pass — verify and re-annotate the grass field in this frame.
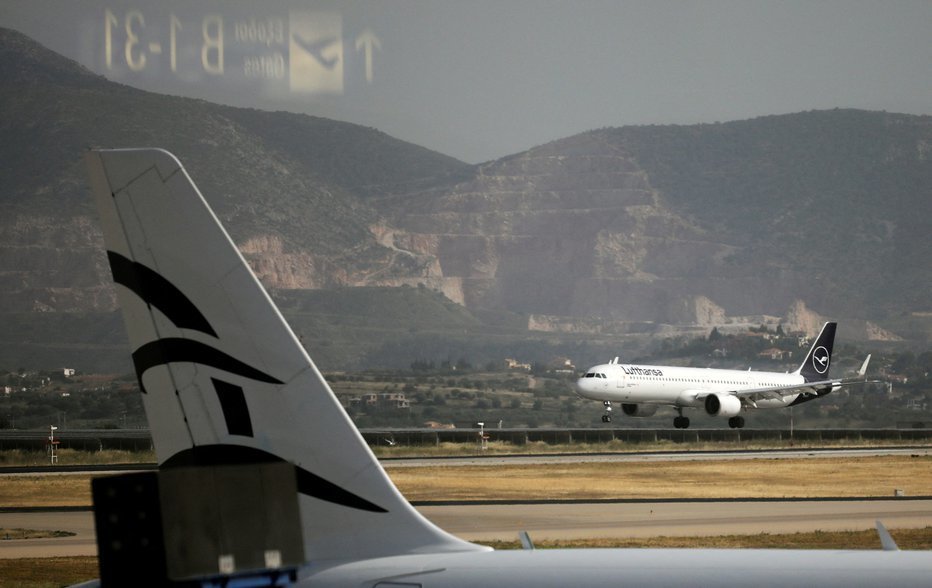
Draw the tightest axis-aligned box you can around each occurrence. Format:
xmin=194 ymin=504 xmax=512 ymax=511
xmin=391 ymin=455 xmax=932 ymax=501
xmin=0 ymin=557 xmax=99 ymax=588
xmin=1 ymin=455 xmax=929 ymax=508
xmin=0 ymin=448 xmax=155 ymax=467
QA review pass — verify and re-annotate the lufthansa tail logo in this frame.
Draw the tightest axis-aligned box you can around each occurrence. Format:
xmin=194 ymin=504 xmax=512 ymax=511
xmin=811 ymin=346 xmax=830 ymax=374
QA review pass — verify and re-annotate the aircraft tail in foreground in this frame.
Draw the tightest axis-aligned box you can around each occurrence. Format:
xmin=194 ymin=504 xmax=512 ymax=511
xmin=85 ymin=149 xmax=483 ymax=567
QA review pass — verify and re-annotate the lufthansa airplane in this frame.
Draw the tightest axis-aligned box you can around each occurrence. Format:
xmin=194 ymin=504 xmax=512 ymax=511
xmin=81 ymin=148 xmax=930 ymax=587
xmin=576 ymin=322 xmax=873 ymax=428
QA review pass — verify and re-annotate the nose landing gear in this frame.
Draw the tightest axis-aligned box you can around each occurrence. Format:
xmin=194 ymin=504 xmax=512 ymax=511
xmin=601 ymin=401 xmax=612 ymax=423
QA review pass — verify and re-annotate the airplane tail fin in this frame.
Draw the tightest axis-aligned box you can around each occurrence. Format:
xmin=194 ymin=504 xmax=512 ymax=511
xmin=793 ymin=322 xmax=837 ymax=382
xmin=85 ymin=149 xmax=484 ymax=564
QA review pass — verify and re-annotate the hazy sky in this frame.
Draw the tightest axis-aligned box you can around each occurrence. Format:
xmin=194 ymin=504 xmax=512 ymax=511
xmin=3 ymin=0 xmax=931 ymax=163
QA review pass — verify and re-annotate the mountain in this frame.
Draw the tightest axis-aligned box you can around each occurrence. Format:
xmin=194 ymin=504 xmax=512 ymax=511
xmin=370 ymin=113 xmax=932 ymax=329
xmin=1 ymin=28 xmax=930 ymax=372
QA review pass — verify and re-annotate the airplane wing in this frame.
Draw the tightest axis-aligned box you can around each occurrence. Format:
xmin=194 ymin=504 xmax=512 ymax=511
xmin=734 ymin=376 xmax=881 ymax=406
xmin=728 ymin=354 xmax=876 ymax=406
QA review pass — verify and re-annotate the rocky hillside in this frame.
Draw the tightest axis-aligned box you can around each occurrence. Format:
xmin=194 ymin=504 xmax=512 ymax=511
xmin=1 ymin=28 xmax=930 ymax=371
xmin=0 ymin=27 xmax=468 ymax=312
xmin=371 ymin=114 xmax=932 ymax=329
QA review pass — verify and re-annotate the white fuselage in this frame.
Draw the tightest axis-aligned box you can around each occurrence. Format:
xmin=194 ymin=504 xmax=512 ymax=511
xmin=575 ymin=362 xmax=803 ymax=410
xmin=301 ymin=547 xmax=932 ymax=587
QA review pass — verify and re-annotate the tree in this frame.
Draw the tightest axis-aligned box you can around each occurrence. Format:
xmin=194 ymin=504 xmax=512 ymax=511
xmin=708 ymin=327 xmax=723 ymax=343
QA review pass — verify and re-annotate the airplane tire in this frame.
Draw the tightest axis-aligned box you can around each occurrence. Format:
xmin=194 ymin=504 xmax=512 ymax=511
xmin=602 ymin=415 xmax=612 ymax=423
xmin=674 ymin=416 xmax=690 ymax=429
xmin=728 ymin=417 xmax=745 ymax=429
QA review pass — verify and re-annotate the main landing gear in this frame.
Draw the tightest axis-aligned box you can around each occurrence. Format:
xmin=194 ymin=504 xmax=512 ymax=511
xmin=601 ymin=401 xmax=612 ymax=423
xmin=728 ymin=416 xmax=745 ymax=429
xmin=673 ymin=407 xmax=690 ymax=429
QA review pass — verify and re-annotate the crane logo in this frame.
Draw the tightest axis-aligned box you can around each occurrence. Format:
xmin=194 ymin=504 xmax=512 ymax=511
xmin=812 ymin=346 xmax=830 ymax=375
xmin=289 ymin=12 xmax=344 ymax=94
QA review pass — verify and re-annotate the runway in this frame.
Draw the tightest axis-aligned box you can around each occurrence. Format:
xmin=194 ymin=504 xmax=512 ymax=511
xmin=3 ymin=499 xmax=931 ymax=558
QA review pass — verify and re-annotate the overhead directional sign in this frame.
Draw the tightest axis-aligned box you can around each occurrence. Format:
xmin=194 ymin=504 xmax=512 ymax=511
xmin=96 ymin=7 xmax=382 ymax=98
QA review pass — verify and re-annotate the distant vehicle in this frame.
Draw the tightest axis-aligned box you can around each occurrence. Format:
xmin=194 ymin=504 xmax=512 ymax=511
xmin=82 ymin=148 xmax=930 ymax=587
xmin=576 ymin=322 xmax=873 ymax=428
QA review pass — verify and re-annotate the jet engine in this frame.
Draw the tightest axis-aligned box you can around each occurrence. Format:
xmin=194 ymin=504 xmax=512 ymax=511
xmin=621 ymin=403 xmax=659 ymax=417
xmin=704 ymin=393 xmax=742 ymax=417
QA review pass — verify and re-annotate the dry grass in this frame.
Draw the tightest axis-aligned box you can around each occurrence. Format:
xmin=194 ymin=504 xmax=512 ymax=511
xmin=0 ymin=557 xmax=99 ymax=588
xmin=386 ymin=456 xmax=932 ymax=501
xmin=0 ymin=475 xmax=93 ymax=508
xmin=0 ymin=449 xmax=155 ymax=467
xmin=1 ymin=456 xmax=930 ymax=507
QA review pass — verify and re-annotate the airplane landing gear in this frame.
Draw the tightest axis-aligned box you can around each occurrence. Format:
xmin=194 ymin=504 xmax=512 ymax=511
xmin=728 ymin=416 xmax=745 ymax=429
xmin=602 ymin=401 xmax=612 ymax=423
xmin=673 ymin=408 xmax=690 ymax=429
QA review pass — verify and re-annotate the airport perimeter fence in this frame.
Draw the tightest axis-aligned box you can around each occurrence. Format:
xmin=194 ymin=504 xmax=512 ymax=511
xmin=362 ymin=427 xmax=932 ymax=447
xmin=1 ymin=427 xmax=932 ymax=452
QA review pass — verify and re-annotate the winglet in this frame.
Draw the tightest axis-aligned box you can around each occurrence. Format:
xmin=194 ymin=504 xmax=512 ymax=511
xmin=876 ymin=520 xmax=899 ymax=551
xmin=858 ymin=355 xmax=871 ymax=378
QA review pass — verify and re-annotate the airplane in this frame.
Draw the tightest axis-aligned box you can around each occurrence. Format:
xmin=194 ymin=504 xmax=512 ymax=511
xmin=82 ymin=148 xmax=931 ymax=586
xmin=576 ymin=322 xmax=874 ymax=428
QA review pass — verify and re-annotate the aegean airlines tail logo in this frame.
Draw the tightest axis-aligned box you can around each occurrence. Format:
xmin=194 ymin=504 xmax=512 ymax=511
xmin=108 ymin=251 xmax=388 ymax=513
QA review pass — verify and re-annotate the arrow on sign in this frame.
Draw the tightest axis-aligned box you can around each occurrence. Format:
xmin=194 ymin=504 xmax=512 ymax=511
xmin=355 ymin=28 xmax=382 ymax=83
